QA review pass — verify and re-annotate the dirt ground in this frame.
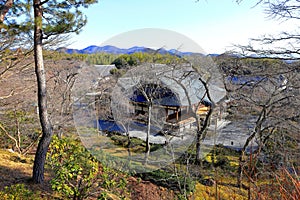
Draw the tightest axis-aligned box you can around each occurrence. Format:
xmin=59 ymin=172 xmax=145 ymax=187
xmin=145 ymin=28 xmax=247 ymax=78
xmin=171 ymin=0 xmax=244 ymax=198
xmin=127 ymin=176 xmax=176 ymax=200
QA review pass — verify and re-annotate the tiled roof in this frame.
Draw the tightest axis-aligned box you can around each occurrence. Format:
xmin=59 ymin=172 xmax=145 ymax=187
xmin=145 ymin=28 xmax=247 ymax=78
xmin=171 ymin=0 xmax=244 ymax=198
xmin=116 ymin=64 xmax=210 ymax=107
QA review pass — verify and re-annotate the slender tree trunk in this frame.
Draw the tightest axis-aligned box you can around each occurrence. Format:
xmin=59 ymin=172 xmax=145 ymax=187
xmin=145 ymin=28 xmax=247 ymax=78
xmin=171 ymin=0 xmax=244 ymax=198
xmin=32 ymin=0 xmax=53 ymax=184
xmin=144 ymin=103 xmax=151 ymax=165
xmin=196 ymin=77 xmax=214 ymax=163
xmin=237 ymin=107 xmax=265 ymax=188
xmin=196 ymin=107 xmax=213 ymax=163
xmin=237 ymin=150 xmax=245 ymax=188
xmin=126 ymin=131 xmax=132 ymax=157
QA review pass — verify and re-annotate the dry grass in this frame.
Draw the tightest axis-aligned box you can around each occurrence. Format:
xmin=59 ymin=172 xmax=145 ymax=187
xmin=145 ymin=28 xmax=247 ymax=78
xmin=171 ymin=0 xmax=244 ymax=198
xmin=193 ymin=182 xmax=248 ymax=200
xmin=0 ymin=149 xmax=54 ymax=199
xmin=0 ymin=149 xmax=33 ymax=189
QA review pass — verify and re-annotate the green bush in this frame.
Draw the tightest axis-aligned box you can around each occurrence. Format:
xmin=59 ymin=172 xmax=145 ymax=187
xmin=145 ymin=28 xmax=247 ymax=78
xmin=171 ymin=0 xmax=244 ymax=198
xmin=47 ymin=135 xmax=99 ymax=200
xmin=0 ymin=184 xmax=40 ymax=200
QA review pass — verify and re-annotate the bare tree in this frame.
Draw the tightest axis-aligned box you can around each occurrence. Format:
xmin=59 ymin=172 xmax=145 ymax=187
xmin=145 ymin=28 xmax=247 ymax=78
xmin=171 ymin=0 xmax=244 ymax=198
xmin=0 ymin=48 xmax=41 ymax=155
xmin=0 ymin=105 xmax=41 ymax=155
xmin=113 ymin=64 xmax=170 ymax=165
xmin=234 ymin=0 xmax=300 ymax=59
xmin=187 ymin=55 xmax=226 ymax=163
xmin=46 ymin=59 xmax=81 ymax=138
xmin=220 ymin=57 xmax=300 ymax=188
xmin=229 ymin=0 xmax=300 ymax=190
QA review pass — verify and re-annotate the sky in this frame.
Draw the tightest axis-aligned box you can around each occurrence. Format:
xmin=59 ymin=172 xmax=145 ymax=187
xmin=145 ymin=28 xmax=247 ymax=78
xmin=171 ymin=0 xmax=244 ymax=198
xmin=68 ymin=0 xmax=296 ymax=54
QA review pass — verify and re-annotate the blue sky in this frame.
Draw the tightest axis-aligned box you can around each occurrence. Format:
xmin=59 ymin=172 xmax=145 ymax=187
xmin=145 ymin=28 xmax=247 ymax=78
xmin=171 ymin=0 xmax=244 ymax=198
xmin=69 ymin=0 xmax=295 ymax=53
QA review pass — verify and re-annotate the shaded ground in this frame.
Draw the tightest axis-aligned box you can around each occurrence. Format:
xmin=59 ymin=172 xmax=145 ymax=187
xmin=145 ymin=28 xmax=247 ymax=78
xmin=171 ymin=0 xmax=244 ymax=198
xmin=0 ymin=150 xmax=33 ymax=190
xmin=0 ymin=149 xmax=54 ymax=198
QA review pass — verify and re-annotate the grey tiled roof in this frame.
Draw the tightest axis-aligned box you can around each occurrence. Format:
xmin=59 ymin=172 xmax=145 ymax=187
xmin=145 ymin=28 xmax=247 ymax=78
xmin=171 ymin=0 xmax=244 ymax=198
xmin=116 ymin=64 xmax=210 ymax=107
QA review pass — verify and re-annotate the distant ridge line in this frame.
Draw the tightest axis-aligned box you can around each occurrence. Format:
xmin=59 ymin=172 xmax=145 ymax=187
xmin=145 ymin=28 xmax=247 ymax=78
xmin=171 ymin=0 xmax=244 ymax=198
xmin=56 ymin=45 xmax=208 ymax=56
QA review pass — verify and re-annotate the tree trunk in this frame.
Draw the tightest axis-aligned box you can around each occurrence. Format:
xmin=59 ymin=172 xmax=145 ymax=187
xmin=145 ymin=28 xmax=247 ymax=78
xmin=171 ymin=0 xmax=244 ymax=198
xmin=32 ymin=0 xmax=53 ymax=184
xmin=144 ymin=103 xmax=152 ymax=165
xmin=196 ymin=107 xmax=213 ymax=163
xmin=237 ymin=107 xmax=265 ymax=188
xmin=196 ymin=77 xmax=214 ymax=163
xmin=237 ymin=150 xmax=245 ymax=188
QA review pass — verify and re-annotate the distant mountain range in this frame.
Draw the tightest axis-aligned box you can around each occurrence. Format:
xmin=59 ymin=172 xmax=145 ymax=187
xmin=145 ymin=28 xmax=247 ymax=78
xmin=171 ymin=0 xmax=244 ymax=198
xmin=56 ymin=45 xmax=210 ymax=57
xmin=56 ymin=45 xmax=298 ymax=64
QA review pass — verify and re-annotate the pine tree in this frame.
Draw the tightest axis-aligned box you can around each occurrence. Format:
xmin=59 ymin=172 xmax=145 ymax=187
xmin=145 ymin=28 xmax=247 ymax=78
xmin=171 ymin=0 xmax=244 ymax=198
xmin=0 ymin=0 xmax=97 ymax=183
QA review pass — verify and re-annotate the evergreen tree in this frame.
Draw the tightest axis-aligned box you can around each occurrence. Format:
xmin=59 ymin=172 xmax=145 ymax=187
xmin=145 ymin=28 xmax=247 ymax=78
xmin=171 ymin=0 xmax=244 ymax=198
xmin=0 ymin=0 xmax=97 ymax=183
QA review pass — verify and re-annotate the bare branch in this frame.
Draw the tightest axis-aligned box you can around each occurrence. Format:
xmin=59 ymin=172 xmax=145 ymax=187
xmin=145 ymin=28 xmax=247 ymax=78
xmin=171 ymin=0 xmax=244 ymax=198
xmin=0 ymin=0 xmax=13 ymax=23
xmin=0 ymin=90 xmax=14 ymax=100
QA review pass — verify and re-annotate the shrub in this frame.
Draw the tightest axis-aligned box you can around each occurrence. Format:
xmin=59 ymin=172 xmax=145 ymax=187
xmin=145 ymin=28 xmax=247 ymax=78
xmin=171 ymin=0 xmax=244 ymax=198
xmin=0 ymin=184 xmax=40 ymax=200
xmin=47 ymin=135 xmax=99 ymax=200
